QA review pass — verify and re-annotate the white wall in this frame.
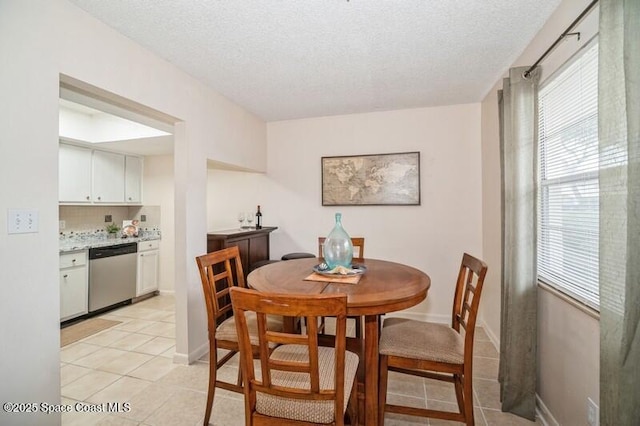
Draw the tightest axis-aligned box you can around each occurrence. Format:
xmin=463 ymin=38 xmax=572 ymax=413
xmin=206 ymin=169 xmax=267 ymax=232
xmin=144 ymin=155 xmax=176 ymax=293
xmin=0 ymin=1 xmax=266 ymax=424
xmin=479 ymin=0 xmax=600 ymax=424
xmin=265 ymin=104 xmax=483 ymax=319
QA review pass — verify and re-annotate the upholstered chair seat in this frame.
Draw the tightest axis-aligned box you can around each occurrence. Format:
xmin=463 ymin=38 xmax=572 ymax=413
xmin=379 ymin=317 xmax=464 ymax=364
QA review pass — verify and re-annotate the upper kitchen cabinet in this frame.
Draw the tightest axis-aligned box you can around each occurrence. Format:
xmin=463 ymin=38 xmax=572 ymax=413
xmin=125 ymin=155 xmax=143 ymax=204
xmin=92 ymin=149 xmax=125 ymax=203
xmin=59 ymin=142 xmax=144 ymax=205
xmin=59 ymin=143 xmax=92 ymax=203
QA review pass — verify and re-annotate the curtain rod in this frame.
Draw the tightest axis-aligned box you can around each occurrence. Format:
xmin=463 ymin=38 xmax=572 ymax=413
xmin=523 ymin=0 xmax=599 ymax=78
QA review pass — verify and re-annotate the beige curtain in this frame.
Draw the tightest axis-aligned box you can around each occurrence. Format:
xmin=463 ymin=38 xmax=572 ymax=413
xmin=498 ymin=66 xmax=539 ymax=421
xmin=598 ymin=0 xmax=640 ymax=424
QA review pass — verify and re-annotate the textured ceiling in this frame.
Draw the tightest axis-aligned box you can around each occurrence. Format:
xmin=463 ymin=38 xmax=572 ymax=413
xmin=69 ymin=0 xmax=560 ymax=122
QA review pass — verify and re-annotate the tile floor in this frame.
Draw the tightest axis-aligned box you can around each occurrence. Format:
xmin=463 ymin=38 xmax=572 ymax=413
xmin=60 ymin=294 xmax=540 ymax=425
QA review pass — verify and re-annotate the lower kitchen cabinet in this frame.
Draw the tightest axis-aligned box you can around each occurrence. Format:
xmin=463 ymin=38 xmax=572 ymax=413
xmin=60 ymin=251 xmax=88 ymax=321
xmin=137 ymin=240 xmax=160 ymax=296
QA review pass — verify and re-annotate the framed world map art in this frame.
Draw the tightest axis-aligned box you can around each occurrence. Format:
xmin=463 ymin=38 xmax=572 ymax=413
xmin=321 ymin=152 xmax=420 ymax=206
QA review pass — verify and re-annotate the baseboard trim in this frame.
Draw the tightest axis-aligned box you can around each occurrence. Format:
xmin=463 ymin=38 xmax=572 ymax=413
xmin=536 ymin=394 xmax=559 ymax=426
xmin=172 ymin=351 xmax=189 ymax=365
xmin=480 ymin=320 xmax=500 ymax=352
xmin=158 ymin=289 xmax=175 ymax=295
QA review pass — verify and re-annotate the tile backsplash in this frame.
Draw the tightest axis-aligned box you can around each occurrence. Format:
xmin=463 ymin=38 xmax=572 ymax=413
xmin=59 ymin=205 xmax=161 ymax=234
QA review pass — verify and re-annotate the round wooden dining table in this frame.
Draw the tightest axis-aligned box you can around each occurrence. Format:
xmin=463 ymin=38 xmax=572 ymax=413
xmin=247 ymin=257 xmax=431 ymax=426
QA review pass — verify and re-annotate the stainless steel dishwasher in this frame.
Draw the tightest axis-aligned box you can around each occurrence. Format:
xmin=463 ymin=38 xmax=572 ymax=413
xmin=88 ymin=242 xmax=138 ymax=312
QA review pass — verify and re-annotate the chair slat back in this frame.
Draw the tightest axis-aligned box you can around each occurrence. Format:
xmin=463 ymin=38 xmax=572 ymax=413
xmin=318 ymin=237 xmax=365 ymax=262
xmin=196 ymin=246 xmax=246 ymax=333
xmin=451 ymin=253 xmax=488 ymax=345
xmin=230 ymin=287 xmax=349 ymax=410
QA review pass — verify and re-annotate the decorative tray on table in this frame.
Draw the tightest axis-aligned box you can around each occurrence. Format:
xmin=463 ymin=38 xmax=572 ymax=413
xmin=312 ymin=263 xmax=367 ymax=276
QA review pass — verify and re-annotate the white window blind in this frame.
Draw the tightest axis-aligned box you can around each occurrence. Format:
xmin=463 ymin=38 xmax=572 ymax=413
xmin=537 ymin=39 xmax=599 ymax=311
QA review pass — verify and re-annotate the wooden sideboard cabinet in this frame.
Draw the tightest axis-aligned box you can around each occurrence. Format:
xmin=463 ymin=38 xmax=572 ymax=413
xmin=206 ymin=227 xmax=277 ymax=277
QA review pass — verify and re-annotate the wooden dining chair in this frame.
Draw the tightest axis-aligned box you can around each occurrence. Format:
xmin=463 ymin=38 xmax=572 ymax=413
xmin=196 ymin=246 xmax=284 ymax=426
xmin=230 ymin=287 xmax=359 ymax=426
xmin=378 ymin=253 xmax=488 ymax=426
xmin=318 ymin=236 xmax=365 ymax=338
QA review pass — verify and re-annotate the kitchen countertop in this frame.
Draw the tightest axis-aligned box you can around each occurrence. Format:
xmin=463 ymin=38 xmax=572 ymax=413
xmin=59 ymin=232 xmax=161 ymax=253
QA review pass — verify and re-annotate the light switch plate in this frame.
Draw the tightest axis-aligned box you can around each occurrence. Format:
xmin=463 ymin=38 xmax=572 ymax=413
xmin=8 ymin=209 xmax=39 ymax=234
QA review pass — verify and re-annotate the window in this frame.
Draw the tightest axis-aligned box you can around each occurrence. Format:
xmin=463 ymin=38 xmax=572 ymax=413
xmin=537 ymin=39 xmax=599 ymax=311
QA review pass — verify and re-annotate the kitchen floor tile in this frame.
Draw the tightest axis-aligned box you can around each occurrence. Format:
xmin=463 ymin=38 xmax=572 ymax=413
xmin=155 ymin=362 xmax=209 ymax=393
xmin=86 ymin=375 xmax=152 ymax=404
xmin=97 ymin=351 xmax=154 ymax=375
xmin=473 ymin=378 xmax=502 ymax=410
xmin=143 ymin=387 xmax=207 ymax=426
xmin=108 ymin=332 xmax=155 ymax=351
xmin=425 ymin=400 xmax=486 ymax=426
xmin=61 ymin=342 xmax=102 ymax=363
xmin=473 ymin=356 xmax=500 ymax=380
xmin=133 ymin=336 xmax=175 ymax=355
xmin=110 ymin=383 xmax=176 ymax=423
xmin=137 ymin=321 xmax=174 ymax=337
xmin=207 ymin=394 xmax=246 ymax=426
xmin=61 ymin=370 xmax=122 ymax=401
xmin=128 ymin=356 xmax=177 ymax=382
xmin=386 ymin=370 xmax=426 ymax=399
xmin=158 ymin=346 xmax=175 ymax=359
xmin=113 ymin=318 xmax=156 ymax=333
xmin=474 ymin=340 xmax=500 ymax=358
xmin=61 ymin=364 xmax=93 ymax=387
xmin=95 ymin=415 xmax=140 ymax=425
xmin=61 ymin=406 xmax=108 ymax=426
xmin=383 ymin=393 xmax=429 ymax=425
xmin=81 ymin=329 xmax=132 ymax=347
xmin=157 ymin=312 xmax=175 ymax=323
xmin=73 ymin=347 xmax=130 ymax=369
xmin=115 ymin=306 xmax=170 ymax=321
xmin=482 ymin=408 xmax=540 ymax=425
xmin=424 ymin=377 xmax=458 ymax=404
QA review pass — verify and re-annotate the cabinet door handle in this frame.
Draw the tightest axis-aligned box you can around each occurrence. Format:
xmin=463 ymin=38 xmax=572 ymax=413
xmin=86 ymin=196 xmax=90 ymax=200
xmin=140 ymin=254 xmax=144 ymax=257
xmin=97 ymin=196 xmax=101 ymax=201
xmin=63 ymin=274 xmax=68 ymax=278
xmin=71 ymin=259 xmax=76 ymax=263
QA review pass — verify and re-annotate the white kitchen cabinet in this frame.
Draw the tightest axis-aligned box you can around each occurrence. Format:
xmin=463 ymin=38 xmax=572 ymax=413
xmin=92 ymin=150 xmax=125 ymax=203
xmin=59 ymin=143 xmax=144 ymax=205
xmin=60 ymin=251 xmax=88 ymax=321
xmin=137 ymin=240 xmax=159 ymax=296
xmin=59 ymin=144 xmax=92 ymax=203
xmin=125 ymin=155 xmax=143 ymax=204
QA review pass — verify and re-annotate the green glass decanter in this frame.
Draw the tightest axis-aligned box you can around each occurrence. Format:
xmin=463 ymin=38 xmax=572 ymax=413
xmin=323 ymin=213 xmax=354 ymax=269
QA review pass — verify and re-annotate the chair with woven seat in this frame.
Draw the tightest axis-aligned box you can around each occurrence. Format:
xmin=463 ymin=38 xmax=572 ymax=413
xmin=378 ymin=253 xmax=488 ymax=426
xmin=196 ymin=246 xmax=284 ymax=426
xmin=230 ymin=286 xmax=359 ymax=426
xmin=318 ymin=236 xmax=365 ymax=338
